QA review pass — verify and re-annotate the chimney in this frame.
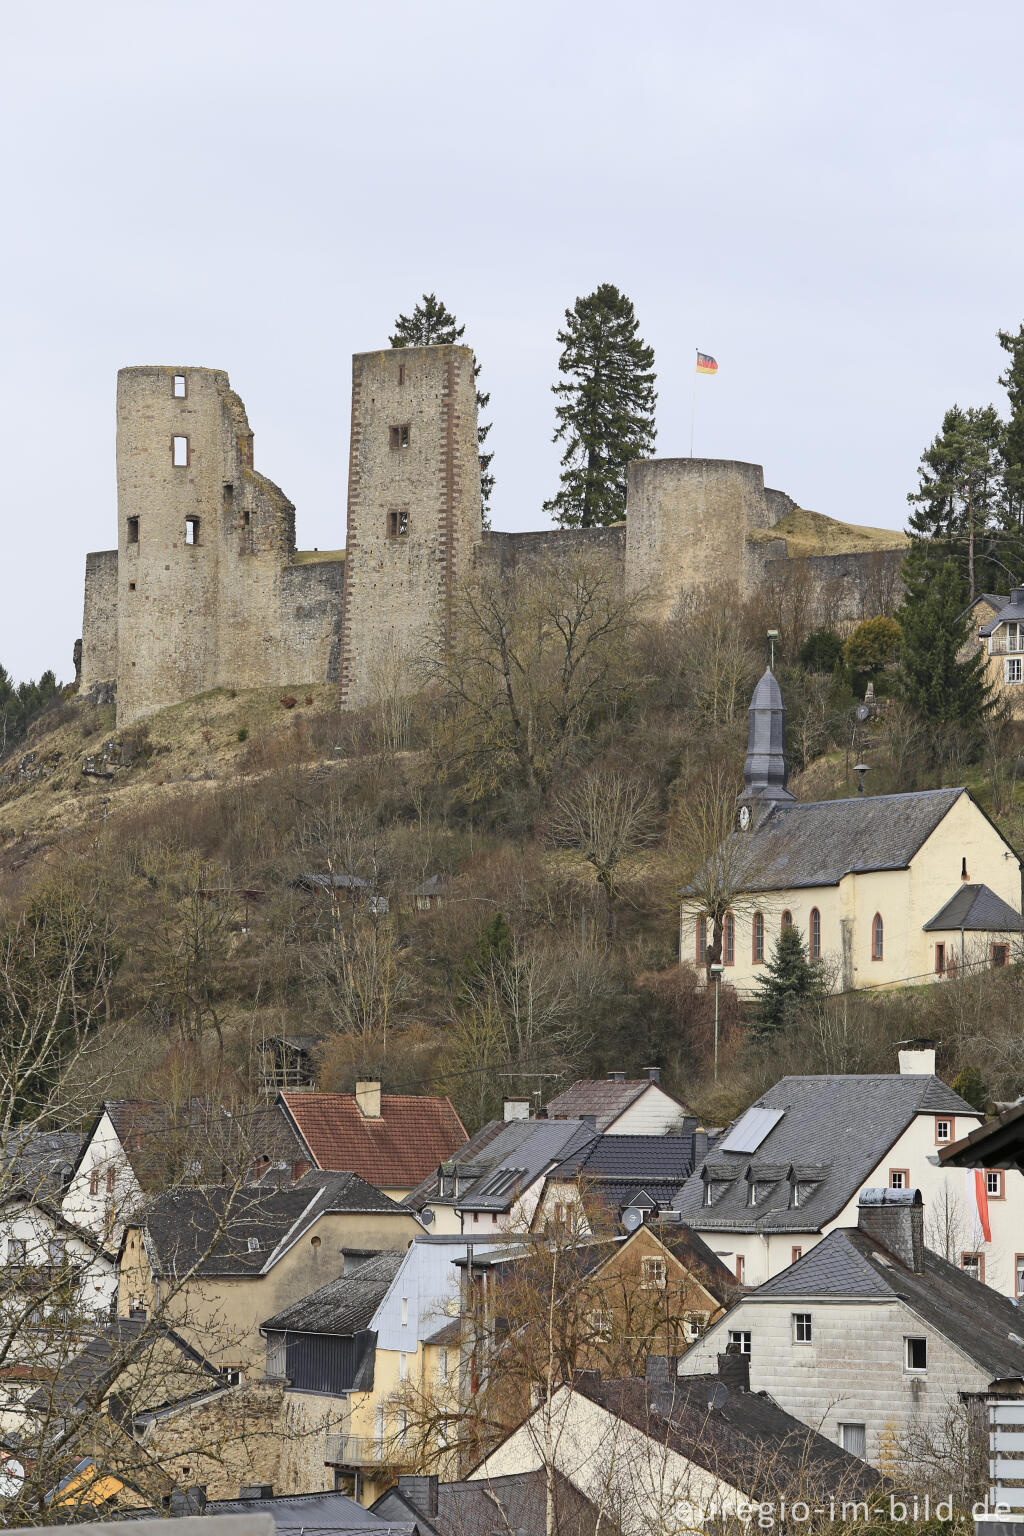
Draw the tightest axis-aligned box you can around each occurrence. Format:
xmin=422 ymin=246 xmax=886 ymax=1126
xmin=291 ymin=1159 xmax=311 ymax=1183
xmin=897 ymin=1042 xmax=936 ymax=1076
xmin=1012 ymin=587 xmax=1024 ymax=606
xmin=580 ymin=1114 xmax=597 ymax=1130
xmin=169 ymin=1487 xmax=207 ymax=1516
xmin=717 ymin=1350 xmax=750 ymax=1392
xmin=645 ymin=1354 xmax=680 ymax=1387
xmin=643 ymin=1066 xmax=661 ymax=1084
xmin=355 ymin=1080 xmax=381 ymax=1118
xmin=397 ymin=1475 xmax=439 ymax=1518
xmin=857 ymin=1187 xmax=925 ymax=1272
xmin=503 ymin=1097 xmax=530 ymax=1122
xmin=607 ymin=1071 xmax=626 ymax=1082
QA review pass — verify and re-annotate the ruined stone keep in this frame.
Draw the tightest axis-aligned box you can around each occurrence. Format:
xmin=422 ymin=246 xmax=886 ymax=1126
xmin=78 ymin=347 xmax=905 ymax=726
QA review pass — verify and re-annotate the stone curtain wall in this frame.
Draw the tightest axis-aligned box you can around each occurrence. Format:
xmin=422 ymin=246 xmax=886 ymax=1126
xmin=79 ymin=549 xmax=119 ymax=695
xmin=339 ymin=345 xmax=482 ymax=710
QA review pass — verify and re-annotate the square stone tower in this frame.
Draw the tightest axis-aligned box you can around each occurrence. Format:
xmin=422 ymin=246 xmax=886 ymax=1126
xmin=339 ymin=345 xmax=482 ymax=710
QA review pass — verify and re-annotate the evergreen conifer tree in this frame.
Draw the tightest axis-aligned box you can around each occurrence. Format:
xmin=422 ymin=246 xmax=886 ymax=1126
xmin=906 ymin=403 xmax=1003 ymax=598
xmin=751 ymin=924 xmax=822 ymax=1045
xmin=543 ymin=284 xmax=656 ymax=528
xmin=998 ymin=323 xmax=1024 ymax=534
xmin=390 ymin=294 xmax=494 ymax=519
xmin=898 ymin=559 xmax=993 ymax=725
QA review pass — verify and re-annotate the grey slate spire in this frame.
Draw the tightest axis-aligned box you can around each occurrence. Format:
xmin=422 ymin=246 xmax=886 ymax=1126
xmin=742 ymin=669 xmax=795 ymax=803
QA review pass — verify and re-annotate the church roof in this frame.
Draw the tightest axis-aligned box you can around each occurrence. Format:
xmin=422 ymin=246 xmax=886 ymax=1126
xmin=923 ymin=883 xmax=1022 ymax=933
xmin=729 ymin=787 xmax=966 ymax=892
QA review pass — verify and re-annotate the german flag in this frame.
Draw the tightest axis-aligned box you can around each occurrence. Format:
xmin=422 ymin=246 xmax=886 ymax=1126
xmin=696 ymin=352 xmax=718 ymax=375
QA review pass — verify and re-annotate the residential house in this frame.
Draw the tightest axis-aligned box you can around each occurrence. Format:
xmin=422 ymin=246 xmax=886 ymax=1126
xmin=536 ymin=1131 xmax=710 ymax=1230
xmin=679 ymin=1187 xmax=1024 ymax=1474
xmin=467 ymin=1355 xmax=879 ymax=1532
xmin=62 ymin=1099 xmax=308 ymax=1242
xmin=671 ymin=1047 xmax=1024 ymax=1295
xmin=279 ymin=1084 xmax=467 ymax=1202
xmin=261 ymin=1236 xmax=504 ymax=1503
xmin=544 ymin=1069 xmax=693 ymax=1133
xmin=681 ymin=670 xmax=1021 ymax=994
xmin=964 ymin=588 xmax=1024 ymax=715
xmin=118 ymin=1171 xmax=421 ymax=1372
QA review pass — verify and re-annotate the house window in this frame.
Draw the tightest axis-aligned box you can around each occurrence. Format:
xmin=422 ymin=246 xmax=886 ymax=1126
xmin=696 ymin=916 xmax=707 ymax=966
xmin=872 ymin=913 xmax=884 ymax=961
xmin=728 ymin=1329 xmax=751 ymax=1356
xmin=89 ymin=1171 xmax=99 ymax=1196
xmin=809 ymin=907 xmax=821 ymax=960
xmin=397 ymin=363 xmax=406 ymax=386
xmin=781 ymin=909 xmax=793 ymax=930
xmin=735 ymin=1255 xmax=746 ymax=1284
xmin=1016 ymin=1255 xmax=1024 ymax=1298
xmin=934 ymin=942 xmax=945 ymax=975
xmin=389 ymin=424 xmax=411 ymax=449
xmin=387 ymin=508 xmax=410 ymax=538
xmin=752 ymin=912 xmax=765 ymax=963
xmin=105 ymin=1168 xmax=115 ymax=1194
xmin=992 ymin=943 xmax=1010 ymax=967
xmin=438 ymin=1347 xmax=449 ymax=1383
xmin=987 ymin=1170 xmax=1004 ymax=1199
xmin=905 ymin=1336 xmax=927 ymax=1372
xmin=8 ymin=1238 xmax=27 ymax=1265
xmin=641 ymin=1256 xmax=667 ymax=1289
xmin=399 ymin=1352 xmax=408 ymax=1381
xmin=702 ymin=1180 xmax=714 ymax=1208
xmin=961 ymin=1252 xmax=985 ymax=1282
xmin=401 ymin=1297 xmax=409 ymax=1326
xmin=172 ymin=374 xmax=186 ymax=398
xmin=1007 ymin=658 xmax=1023 ymax=684
xmin=724 ymin=912 xmax=735 ymax=965
xmin=889 ymin=1169 xmax=909 ymax=1190
xmin=185 ymin=516 xmax=200 ymax=546
xmin=172 ymin=435 xmax=189 ymax=467
xmin=221 ymin=1366 xmax=242 ymax=1386
xmin=792 ymin=1246 xmax=803 ymax=1263
xmin=935 ymin=1118 xmax=953 ymax=1144
xmin=840 ymin=1423 xmax=867 ymax=1459
xmin=792 ymin=1312 xmax=812 ymax=1344
xmin=126 ymin=516 xmax=140 ymax=545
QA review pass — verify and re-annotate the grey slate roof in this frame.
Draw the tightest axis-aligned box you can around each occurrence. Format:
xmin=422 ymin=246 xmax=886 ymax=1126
xmin=713 ymin=787 xmax=967 ymax=892
xmin=544 ymin=1078 xmax=690 ymax=1128
xmin=924 ymin=883 xmax=1022 ymax=932
xmin=261 ymin=1249 xmax=404 ymax=1334
xmin=140 ymin=1171 xmax=407 ymax=1277
xmin=673 ymin=1073 xmax=976 ymax=1234
xmin=25 ymin=1318 xmax=219 ymax=1416
xmin=209 ymin=1490 xmax=408 ymax=1536
xmin=3 ymin=1129 xmax=85 ymax=1204
xmin=978 ymin=590 xmax=1024 ymax=637
xmin=406 ymin=1118 xmax=597 ymax=1214
xmin=752 ymin=1227 xmax=1024 ymax=1381
xmin=374 ymin=1469 xmax=609 ymax=1536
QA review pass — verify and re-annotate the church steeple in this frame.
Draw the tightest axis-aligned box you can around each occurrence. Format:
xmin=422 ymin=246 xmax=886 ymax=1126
xmin=740 ymin=668 xmax=796 ymax=811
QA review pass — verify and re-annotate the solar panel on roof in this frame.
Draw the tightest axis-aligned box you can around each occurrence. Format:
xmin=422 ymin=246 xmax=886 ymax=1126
xmin=717 ymin=1107 xmax=784 ymax=1154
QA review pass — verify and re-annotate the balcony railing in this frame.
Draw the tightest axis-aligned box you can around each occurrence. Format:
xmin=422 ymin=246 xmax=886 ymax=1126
xmin=324 ymin=1433 xmax=373 ymax=1467
xmin=990 ymin=637 xmax=1024 ymax=655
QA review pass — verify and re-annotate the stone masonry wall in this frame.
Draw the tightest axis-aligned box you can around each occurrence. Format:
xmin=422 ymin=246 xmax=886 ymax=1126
xmin=478 ymin=523 xmax=626 ymax=587
xmin=339 ymin=345 xmax=481 ymax=709
xmin=79 ymin=549 xmax=119 ymax=694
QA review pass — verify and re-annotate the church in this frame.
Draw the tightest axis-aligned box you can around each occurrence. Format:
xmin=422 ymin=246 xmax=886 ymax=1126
xmin=682 ymin=672 xmax=1022 ymax=994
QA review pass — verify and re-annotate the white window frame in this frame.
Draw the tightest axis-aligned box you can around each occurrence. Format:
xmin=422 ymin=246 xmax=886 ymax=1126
xmin=986 ymin=1170 xmax=1003 ymax=1198
xmin=905 ymin=1335 xmax=927 ymax=1373
xmin=792 ymin=1312 xmax=812 ymax=1344
xmin=728 ymin=1329 xmax=751 ymax=1356
xmin=640 ymin=1256 xmax=667 ymax=1290
xmin=1007 ymin=657 xmax=1023 ymax=685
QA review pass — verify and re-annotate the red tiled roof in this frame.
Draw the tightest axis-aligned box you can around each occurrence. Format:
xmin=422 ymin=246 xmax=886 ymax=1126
xmin=279 ymin=1092 xmax=468 ymax=1187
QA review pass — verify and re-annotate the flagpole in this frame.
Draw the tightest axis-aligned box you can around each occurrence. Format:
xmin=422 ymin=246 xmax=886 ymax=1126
xmin=690 ymin=348 xmax=698 ymax=458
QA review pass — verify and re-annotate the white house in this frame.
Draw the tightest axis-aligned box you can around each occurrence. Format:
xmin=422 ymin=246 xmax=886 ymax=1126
xmin=544 ymin=1070 xmax=692 ymax=1133
xmin=678 ymin=1187 xmax=1024 ymax=1473
xmin=672 ymin=1048 xmax=1024 ymax=1297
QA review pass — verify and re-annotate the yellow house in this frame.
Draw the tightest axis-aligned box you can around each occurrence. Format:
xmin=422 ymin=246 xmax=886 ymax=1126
xmin=682 ymin=670 xmax=1021 ymax=994
xmin=964 ymin=588 xmax=1024 ymax=716
xmin=119 ymin=1173 xmax=421 ymax=1375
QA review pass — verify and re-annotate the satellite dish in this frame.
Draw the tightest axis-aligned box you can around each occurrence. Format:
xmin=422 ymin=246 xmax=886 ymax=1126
xmin=420 ymin=1208 xmax=435 ymax=1226
xmin=0 ymin=1457 xmax=25 ymax=1500
xmin=621 ymin=1207 xmax=644 ymax=1233
xmin=855 ymin=704 xmax=870 ymax=721
xmin=705 ymin=1382 xmax=728 ymax=1410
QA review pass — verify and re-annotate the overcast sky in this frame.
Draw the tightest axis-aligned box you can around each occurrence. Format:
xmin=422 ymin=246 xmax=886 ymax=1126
xmin=2 ymin=1 xmax=1023 ymax=682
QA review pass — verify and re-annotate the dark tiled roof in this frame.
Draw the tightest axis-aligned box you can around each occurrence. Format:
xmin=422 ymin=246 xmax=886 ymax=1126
xmin=403 ymin=1121 xmax=512 ymax=1212
xmin=939 ymin=1101 xmax=1024 ymax=1170
xmin=211 ymin=1489 xmax=405 ymax=1535
xmin=406 ymin=1118 xmax=597 ymax=1215
xmin=25 ymin=1318 xmax=219 ymax=1415
xmin=653 ymin=1220 xmax=738 ymax=1306
xmin=280 ymin=1091 xmax=467 ymax=1187
xmin=97 ymin=1099 xmax=305 ymax=1190
xmin=140 ymin=1172 xmax=407 ymax=1277
xmin=3 ymin=1129 xmax=84 ymax=1204
xmin=262 ymin=1250 xmax=404 ymax=1334
xmin=545 ymin=1079 xmax=690 ymax=1128
xmin=753 ymin=1228 xmax=1024 ymax=1380
xmin=979 ymin=592 xmax=1024 ymax=636
xmin=923 ymin=883 xmax=1021 ymax=932
xmin=718 ymin=787 xmax=967 ymax=892
xmin=673 ymin=1074 xmax=976 ymax=1234
xmin=374 ymin=1469 xmax=608 ymax=1536
xmin=575 ymin=1373 xmax=879 ymax=1500
xmin=549 ymin=1132 xmax=699 ymax=1184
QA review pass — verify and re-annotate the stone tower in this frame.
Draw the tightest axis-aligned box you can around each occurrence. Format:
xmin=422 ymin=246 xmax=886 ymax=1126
xmin=111 ymin=366 xmax=312 ymax=726
xmin=339 ymin=345 xmax=482 ymax=710
xmin=623 ymin=458 xmax=785 ymax=620
xmin=740 ymin=668 xmax=796 ymax=816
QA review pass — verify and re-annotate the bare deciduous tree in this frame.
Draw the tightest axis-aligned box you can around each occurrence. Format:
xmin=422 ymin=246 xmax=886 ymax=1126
xmin=548 ymin=771 xmax=658 ymax=936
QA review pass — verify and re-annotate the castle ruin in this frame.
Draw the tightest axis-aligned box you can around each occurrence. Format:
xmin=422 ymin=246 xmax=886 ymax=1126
xmin=78 ymin=346 xmax=905 ymax=726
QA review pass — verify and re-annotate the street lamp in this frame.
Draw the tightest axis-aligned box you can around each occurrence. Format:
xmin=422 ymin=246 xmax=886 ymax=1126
xmin=709 ymin=962 xmax=725 ymax=1082
xmin=767 ymin=630 xmax=780 ymax=670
